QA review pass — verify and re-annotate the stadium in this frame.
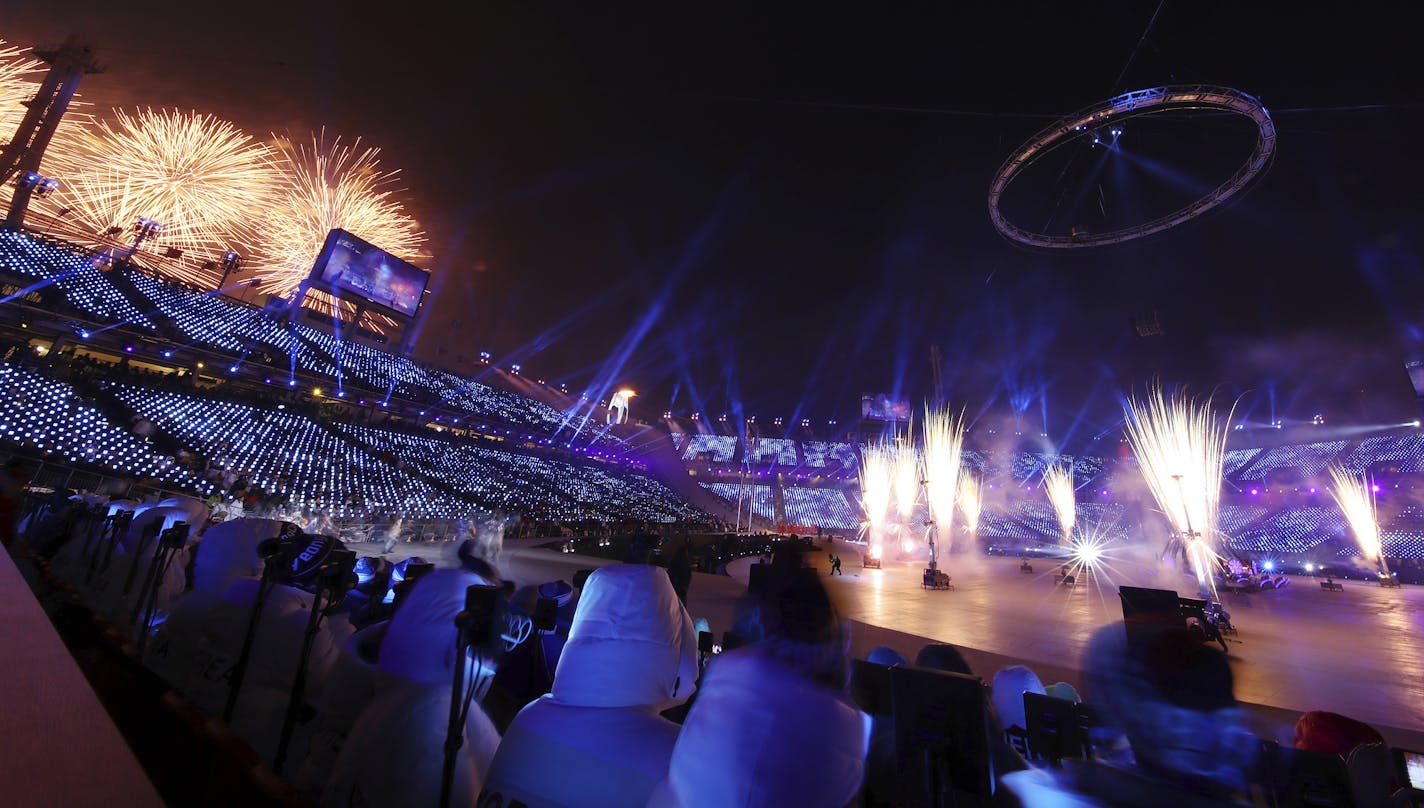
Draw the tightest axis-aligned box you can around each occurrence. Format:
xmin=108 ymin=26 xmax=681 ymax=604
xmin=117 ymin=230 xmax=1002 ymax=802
xmin=3 ymin=5 xmax=1424 ymax=807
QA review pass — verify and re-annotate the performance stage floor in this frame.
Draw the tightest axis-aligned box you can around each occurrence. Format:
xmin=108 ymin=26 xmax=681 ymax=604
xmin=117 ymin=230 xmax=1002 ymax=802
xmin=807 ymin=538 xmax=1424 ymax=748
xmin=357 ymin=537 xmax=1424 ymax=749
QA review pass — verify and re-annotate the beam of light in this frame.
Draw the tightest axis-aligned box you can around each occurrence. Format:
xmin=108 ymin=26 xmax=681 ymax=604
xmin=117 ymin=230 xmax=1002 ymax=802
xmin=858 ymin=441 xmax=895 ymax=560
xmin=38 ymin=109 xmax=281 ymax=286
xmin=1123 ymin=388 xmax=1232 ymax=600
xmin=1328 ymin=464 xmax=1390 ymax=578
xmin=922 ymin=406 xmax=965 ymax=559
xmin=0 ymin=41 xmax=44 ymax=142
xmin=1043 ymin=462 xmax=1076 ymax=543
xmin=254 ymin=132 xmax=428 ymax=298
xmin=0 ymin=267 xmax=82 ymax=306
xmin=957 ymin=473 xmax=982 ymax=536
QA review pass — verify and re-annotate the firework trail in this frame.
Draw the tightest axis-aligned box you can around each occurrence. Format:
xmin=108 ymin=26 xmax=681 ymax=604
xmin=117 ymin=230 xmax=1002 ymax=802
xmin=922 ymin=406 xmax=965 ymax=556
xmin=1043 ymin=462 xmax=1076 ymax=543
xmin=0 ymin=40 xmax=43 ymax=141
xmin=957 ymin=473 xmax=982 ymax=535
xmin=253 ymin=132 xmax=429 ymax=297
xmin=1328 ymin=465 xmax=1389 ymax=577
xmin=891 ymin=438 xmax=922 ymax=552
xmin=39 ymin=109 xmax=280 ymax=283
xmin=1123 ymin=388 xmax=1232 ymax=600
xmin=858 ymin=441 xmax=895 ymax=560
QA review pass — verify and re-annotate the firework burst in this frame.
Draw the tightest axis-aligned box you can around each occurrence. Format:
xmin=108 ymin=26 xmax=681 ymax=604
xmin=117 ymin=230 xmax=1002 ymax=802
xmin=957 ymin=473 xmax=982 ymax=535
xmin=892 ymin=438 xmax=922 ymax=526
xmin=922 ymin=407 xmax=965 ymax=559
xmin=38 ymin=108 xmax=280 ymax=282
xmin=1043 ymin=462 xmax=1076 ymax=543
xmin=253 ymin=133 xmax=429 ymax=297
xmin=0 ymin=40 xmax=43 ymax=141
xmin=858 ymin=442 xmax=895 ymax=560
xmin=1123 ymin=388 xmax=1232 ymax=599
xmin=1328 ymin=465 xmax=1389 ymax=577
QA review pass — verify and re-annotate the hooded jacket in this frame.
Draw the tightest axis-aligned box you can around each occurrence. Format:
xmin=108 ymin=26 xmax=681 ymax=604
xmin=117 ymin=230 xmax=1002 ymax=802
xmin=480 ymin=564 xmax=699 ymax=808
xmin=88 ymin=503 xmax=204 ymax=627
xmin=46 ymin=497 xmax=130 ymax=586
xmin=648 ymin=649 xmax=870 ymax=808
xmin=144 ymin=518 xmax=289 ymax=688
xmin=169 ymin=523 xmax=353 ymax=767
xmin=322 ymin=569 xmax=502 ymax=807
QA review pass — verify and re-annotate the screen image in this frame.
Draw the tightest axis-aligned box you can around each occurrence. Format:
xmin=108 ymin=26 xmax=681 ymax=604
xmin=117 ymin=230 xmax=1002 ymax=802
xmin=1404 ymin=749 xmax=1424 ymax=789
xmin=861 ymin=393 xmax=912 ymax=422
xmin=309 ymin=229 xmax=429 ymax=317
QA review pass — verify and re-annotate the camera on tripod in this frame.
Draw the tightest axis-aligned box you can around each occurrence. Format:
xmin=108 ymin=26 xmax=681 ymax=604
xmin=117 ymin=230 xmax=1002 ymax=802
xmin=159 ymin=521 xmax=190 ymax=550
xmin=458 ymin=584 xmax=504 ymax=648
xmin=258 ymin=532 xmax=356 ymax=595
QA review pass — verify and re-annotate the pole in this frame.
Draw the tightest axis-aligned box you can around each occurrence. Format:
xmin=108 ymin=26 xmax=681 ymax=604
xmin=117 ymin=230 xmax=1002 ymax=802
xmin=1172 ymin=473 xmax=1212 ymax=602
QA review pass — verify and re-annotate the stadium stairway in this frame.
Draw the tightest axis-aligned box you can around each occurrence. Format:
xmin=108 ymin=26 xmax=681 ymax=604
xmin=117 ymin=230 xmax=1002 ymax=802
xmin=635 ymin=435 xmax=766 ymax=528
xmin=106 ymin=265 xmax=176 ymax=335
xmin=74 ymin=374 xmax=191 ymax=462
xmin=309 ymin=417 xmax=483 ymax=509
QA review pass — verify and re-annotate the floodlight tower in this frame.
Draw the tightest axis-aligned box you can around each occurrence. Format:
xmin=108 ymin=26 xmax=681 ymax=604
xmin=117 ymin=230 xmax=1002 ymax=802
xmin=0 ymin=38 xmax=101 ymax=229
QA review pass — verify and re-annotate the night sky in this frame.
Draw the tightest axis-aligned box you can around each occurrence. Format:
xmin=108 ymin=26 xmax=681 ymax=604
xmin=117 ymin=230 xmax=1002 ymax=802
xmin=5 ymin=2 xmax=1423 ymax=448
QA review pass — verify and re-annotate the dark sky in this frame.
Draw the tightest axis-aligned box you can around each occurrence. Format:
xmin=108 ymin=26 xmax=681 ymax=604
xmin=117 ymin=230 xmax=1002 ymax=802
xmin=6 ymin=2 xmax=1424 ymax=448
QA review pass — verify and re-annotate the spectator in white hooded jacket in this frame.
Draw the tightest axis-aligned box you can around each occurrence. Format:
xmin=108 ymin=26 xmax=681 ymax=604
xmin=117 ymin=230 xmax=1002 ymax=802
xmin=479 ymin=563 xmax=700 ymax=808
xmin=322 ymin=568 xmax=503 ymax=807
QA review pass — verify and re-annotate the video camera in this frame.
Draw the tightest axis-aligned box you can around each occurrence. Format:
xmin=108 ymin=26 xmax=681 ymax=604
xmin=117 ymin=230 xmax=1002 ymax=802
xmin=457 ymin=583 xmax=505 ymax=649
xmin=257 ymin=531 xmax=358 ymax=600
xmin=159 ymin=520 xmax=190 ymax=550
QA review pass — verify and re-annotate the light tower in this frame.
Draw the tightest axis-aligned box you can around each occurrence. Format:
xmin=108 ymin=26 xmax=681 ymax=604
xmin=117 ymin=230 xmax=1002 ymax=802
xmin=0 ymin=38 xmax=101 ymax=230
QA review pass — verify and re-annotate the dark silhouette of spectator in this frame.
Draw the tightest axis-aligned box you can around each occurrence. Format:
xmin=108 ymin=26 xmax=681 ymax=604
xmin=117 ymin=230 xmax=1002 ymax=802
xmin=667 ymin=542 xmax=693 ymax=605
xmin=1293 ymin=710 xmax=1386 ymax=759
xmin=648 ymin=648 xmax=868 ymax=807
xmin=915 ymin=643 xmax=974 ymax=676
xmin=1002 ymin=625 xmax=1259 ymax=807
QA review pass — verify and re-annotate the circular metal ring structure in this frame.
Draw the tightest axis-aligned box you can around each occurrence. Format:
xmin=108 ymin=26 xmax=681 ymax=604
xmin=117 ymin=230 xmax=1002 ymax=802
xmin=988 ymin=85 xmax=1276 ymax=249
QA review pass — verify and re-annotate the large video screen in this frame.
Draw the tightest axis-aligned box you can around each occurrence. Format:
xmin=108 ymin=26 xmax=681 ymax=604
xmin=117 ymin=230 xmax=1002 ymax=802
xmin=308 ymin=229 xmax=429 ymax=318
xmin=861 ymin=393 xmax=912 ymax=422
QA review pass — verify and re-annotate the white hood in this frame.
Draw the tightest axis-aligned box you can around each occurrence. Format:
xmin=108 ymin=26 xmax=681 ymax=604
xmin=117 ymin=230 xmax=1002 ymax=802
xmin=379 ymin=569 xmax=494 ymax=688
xmin=190 ymin=518 xmax=294 ymax=594
xmin=992 ymin=664 xmax=1046 ymax=732
xmin=550 ymin=564 xmax=698 ymax=711
xmin=106 ymin=499 xmax=139 ymax=517
xmin=652 ymin=649 xmax=869 ymax=808
xmin=157 ymin=495 xmax=211 ymax=527
xmin=123 ymin=505 xmax=194 ymax=553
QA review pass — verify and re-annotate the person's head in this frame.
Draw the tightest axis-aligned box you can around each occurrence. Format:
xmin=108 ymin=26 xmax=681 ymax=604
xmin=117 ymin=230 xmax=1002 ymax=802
xmin=866 ymin=645 xmax=908 ymax=667
xmin=379 ymin=568 xmax=501 ymax=687
xmin=915 ymin=643 xmax=973 ymax=676
xmin=190 ymin=518 xmax=292 ymax=593
xmin=1044 ymin=681 xmax=1081 ymax=703
xmin=651 ymin=649 xmax=869 ymax=808
xmin=1082 ymin=624 xmax=1254 ymax=794
xmin=551 ymin=564 xmax=698 ymax=710
xmin=734 ymin=566 xmax=849 ymax=688
xmin=1293 ymin=711 xmax=1385 ymax=758
xmin=991 ymin=665 xmax=1046 ymax=731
